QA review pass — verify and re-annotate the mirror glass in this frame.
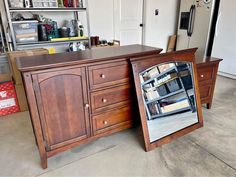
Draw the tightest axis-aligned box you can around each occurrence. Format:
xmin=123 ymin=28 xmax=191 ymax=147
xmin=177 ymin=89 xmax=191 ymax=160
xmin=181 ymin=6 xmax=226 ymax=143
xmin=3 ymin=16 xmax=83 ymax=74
xmin=139 ymin=61 xmax=199 ymax=143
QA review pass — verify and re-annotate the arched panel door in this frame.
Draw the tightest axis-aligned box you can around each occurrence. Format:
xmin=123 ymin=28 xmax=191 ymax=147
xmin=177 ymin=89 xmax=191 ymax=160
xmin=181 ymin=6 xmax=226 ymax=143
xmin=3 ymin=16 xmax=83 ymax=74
xmin=32 ymin=67 xmax=90 ymax=150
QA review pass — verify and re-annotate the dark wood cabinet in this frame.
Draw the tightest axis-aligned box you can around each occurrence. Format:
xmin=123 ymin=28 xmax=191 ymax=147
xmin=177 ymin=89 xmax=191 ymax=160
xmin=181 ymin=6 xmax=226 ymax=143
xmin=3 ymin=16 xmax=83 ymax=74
xmin=17 ymin=45 xmax=162 ymax=169
xmin=196 ymin=57 xmax=222 ymax=109
xmin=32 ymin=67 xmax=90 ymax=150
xmin=16 ymin=45 xmax=221 ymax=169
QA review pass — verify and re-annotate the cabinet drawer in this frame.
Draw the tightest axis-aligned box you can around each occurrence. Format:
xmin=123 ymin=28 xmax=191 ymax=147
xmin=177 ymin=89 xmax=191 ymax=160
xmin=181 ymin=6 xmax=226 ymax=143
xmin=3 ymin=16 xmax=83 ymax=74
xmin=92 ymin=106 xmax=132 ymax=135
xmin=88 ymin=61 xmax=130 ymax=89
xmin=199 ymin=84 xmax=212 ymax=102
xmin=197 ymin=65 xmax=214 ymax=82
xmin=91 ymin=84 xmax=132 ymax=113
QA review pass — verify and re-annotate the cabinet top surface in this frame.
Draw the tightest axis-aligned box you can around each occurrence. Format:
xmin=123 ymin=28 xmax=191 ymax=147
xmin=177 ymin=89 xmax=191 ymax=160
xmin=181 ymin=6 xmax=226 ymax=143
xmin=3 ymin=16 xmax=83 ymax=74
xmin=16 ymin=45 xmax=162 ymax=72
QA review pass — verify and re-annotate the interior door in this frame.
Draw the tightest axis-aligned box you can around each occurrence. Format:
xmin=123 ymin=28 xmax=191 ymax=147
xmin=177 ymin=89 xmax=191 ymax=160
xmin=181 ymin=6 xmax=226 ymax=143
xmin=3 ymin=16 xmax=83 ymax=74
xmin=33 ymin=67 xmax=90 ymax=150
xmin=114 ymin=0 xmax=143 ymax=45
xmin=176 ymin=0 xmax=194 ymax=51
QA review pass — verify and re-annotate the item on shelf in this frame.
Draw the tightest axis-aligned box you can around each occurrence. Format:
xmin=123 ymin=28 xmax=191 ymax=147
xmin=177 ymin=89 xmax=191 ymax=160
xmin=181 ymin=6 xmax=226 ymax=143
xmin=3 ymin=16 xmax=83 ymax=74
xmin=143 ymin=67 xmax=159 ymax=81
xmin=156 ymin=85 xmax=168 ymax=96
xmin=59 ymin=27 xmax=70 ymax=37
xmin=24 ymin=0 xmax=31 ymax=8
xmin=160 ymin=98 xmax=190 ymax=113
xmin=63 ymin=0 xmax=73 ymax=7
xmin=57 ymin=0 xmax=64 ymax=7
xmin=145 ymin=87 xmax=160 ymax=101
xmin=78 ymin=0 xmax=83 ymax=8
xmin=65 ymin=20 xmax=76 ymax=37
xmin=32 ymin=0 xmax=58 ymax=8
xmin=0 ymin=82 xmax=20 ymax=116
xmin=68 ymin=41 xmax=85 ymax=52
xmin=12 ymin=20 xmax=38 ymax=43
xmin=46 ymin=21 xmax=59 ymax=39
xmin=8 ymin=0 xmax=24 ymax=8
xmin=148 ymin=103 xmax=159 ymax=116
xmin=158 ymin=63 xmax=175 ymax=73
xmin=166 ymin=79 xmax=181 ymax=93
xmin=38 ymin=23 xmax=48 ymax=41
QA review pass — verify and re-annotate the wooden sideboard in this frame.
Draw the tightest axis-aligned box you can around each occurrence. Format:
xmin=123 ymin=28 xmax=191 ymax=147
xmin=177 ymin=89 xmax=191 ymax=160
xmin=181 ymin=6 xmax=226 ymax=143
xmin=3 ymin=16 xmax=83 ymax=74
xmin=16 ymin=45 xmax=221 ymax=169
xmin=196 ymin=57 xmax=222 ymax=109
xmin=17 ymin=45 xmax=162 ymax=169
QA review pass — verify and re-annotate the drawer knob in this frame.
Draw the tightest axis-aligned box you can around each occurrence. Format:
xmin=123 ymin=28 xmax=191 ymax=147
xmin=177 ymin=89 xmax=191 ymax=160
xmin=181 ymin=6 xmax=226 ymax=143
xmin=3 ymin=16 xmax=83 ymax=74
xmin=201 ymin=74 xmax=204 ymax=78
xmin=100 ymin=74 xmax=106 ymax=79
xmin=104 ymin=121 xmax=108 ymax=125
xmin=102 ymin=98 xmax=107 ymax=103
xmin=85 ymin=104 xmax=90 ymax=108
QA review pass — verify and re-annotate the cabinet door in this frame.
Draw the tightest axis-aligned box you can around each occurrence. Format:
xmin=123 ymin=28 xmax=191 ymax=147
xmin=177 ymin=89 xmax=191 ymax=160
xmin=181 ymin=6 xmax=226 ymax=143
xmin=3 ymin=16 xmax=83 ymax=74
xmin=33 ymin=67 xmax=90 ymax=150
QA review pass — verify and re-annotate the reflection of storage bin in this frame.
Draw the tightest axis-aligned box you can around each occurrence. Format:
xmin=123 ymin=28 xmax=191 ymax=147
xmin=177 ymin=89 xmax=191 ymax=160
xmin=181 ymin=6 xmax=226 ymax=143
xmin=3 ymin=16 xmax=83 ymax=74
xmin=181 ymin=75 xmax=193 ymax=90
xmin=166 ymin=79 xmax=181 ymax=92
xmin=156 ymin=85 xmax=168 ymax=96
xmin=32 ymin=0 xmax=58 ymax=7
xmin=12 ymin=21 xmax=38 ymax=43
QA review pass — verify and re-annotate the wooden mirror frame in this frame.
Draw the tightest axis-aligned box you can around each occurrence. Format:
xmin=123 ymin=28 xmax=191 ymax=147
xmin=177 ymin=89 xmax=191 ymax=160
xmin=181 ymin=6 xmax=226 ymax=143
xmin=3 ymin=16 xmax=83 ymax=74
xmin=131 ymin=48 xmax=203 ymax=151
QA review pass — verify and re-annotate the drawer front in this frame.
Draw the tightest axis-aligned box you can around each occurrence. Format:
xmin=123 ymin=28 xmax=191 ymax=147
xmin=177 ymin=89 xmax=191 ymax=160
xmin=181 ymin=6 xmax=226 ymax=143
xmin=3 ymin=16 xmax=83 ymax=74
xmin=92 ymin=106 xmax=132 ymax=135
xmin=199 ymin=84 xmax=212 ymax=102
xmin=197 ymin=65 xmax=214 ymax=82
xmin=89 ymin=61 xmax=130 ymax=89
xmin=91 ymin=84 xmax=132 ymax=113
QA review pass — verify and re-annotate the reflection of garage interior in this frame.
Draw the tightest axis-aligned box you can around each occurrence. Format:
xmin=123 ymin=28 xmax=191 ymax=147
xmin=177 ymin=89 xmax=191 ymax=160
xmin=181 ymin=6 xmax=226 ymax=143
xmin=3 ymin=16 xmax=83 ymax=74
xmin=0 ymin=0 xmax=236 ymax=176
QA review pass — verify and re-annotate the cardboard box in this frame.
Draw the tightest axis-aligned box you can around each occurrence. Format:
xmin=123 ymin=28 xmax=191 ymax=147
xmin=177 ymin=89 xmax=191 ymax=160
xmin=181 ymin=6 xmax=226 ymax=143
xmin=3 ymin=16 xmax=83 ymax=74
xmin=7 ymin=48 xmax=49 ymax=84
xmin=0 ymin=74 xmax=12 ymax=83
xmin=0 ymin=82 xmax=20 ymax=116
xmin=15 ymin=84 xmax=28 ymax=112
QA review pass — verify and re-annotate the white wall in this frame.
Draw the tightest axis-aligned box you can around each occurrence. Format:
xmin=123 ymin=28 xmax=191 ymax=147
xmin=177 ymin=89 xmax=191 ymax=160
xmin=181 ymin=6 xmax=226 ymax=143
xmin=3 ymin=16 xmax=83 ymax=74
xmin=144 ymin=0 xmax=180 ymax=52
xmin=88 ymin=0 xmax=114 ymax=41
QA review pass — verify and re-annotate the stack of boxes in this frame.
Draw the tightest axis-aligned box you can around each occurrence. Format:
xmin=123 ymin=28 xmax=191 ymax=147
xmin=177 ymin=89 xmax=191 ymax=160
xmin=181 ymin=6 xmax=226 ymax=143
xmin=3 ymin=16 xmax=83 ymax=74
xmin=7 ymin=48 xmax=49 ymax=112
xmin=1 ymin=48 xmax=49 ymax=116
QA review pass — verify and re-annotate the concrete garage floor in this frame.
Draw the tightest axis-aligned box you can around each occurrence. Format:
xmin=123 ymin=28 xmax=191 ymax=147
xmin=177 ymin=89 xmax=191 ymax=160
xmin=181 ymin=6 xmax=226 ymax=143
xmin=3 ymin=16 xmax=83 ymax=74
xmin=0 ymin=76 xmax=235 ymax=177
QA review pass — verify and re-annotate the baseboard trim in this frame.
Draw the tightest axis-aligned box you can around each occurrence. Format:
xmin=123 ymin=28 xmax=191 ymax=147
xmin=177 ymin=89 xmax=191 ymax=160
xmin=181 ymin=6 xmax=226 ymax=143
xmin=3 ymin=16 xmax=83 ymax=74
xmin=218 ymin=71 xmax=236 ymax=80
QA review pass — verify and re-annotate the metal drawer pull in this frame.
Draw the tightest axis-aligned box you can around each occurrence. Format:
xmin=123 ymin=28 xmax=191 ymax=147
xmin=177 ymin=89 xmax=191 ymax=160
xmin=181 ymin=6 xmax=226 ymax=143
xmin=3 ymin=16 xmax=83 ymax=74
xmin=85 ymin=104 xmax=90 ymax=108
xmin=100 ymin=74 xmax=106 ymax=79
xmin=201 ymin=74 xmax=204 ymax=78
xmin=104 ymin=121 xmax=108 ymax=125
xmin=102 ymin=98 xmax=107 ymax=103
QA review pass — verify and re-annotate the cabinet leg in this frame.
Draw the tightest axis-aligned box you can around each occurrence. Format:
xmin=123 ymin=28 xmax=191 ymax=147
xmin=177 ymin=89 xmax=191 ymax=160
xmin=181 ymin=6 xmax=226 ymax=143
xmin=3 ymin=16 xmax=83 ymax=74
xmin=207 ymin=103 xmax=212 ymax=109
xmin=41 ymin=155 xmax=48 ymax=169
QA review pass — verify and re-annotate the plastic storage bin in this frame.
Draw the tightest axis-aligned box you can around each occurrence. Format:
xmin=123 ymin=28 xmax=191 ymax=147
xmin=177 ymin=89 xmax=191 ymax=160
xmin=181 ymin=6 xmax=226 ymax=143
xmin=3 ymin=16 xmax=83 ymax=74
xmin=32 ymin=0 xmax=58 ymax=8
xmin=166 ymin=79 xmax=181 ymax=92
xmin=12 ymin=21 xmax=38 ymax=43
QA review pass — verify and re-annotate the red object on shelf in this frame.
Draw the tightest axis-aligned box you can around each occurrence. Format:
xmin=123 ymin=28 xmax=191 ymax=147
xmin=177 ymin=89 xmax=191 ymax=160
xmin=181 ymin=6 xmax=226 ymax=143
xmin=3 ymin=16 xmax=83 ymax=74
xmin=0 ymin=82 xmax=20 ymax=116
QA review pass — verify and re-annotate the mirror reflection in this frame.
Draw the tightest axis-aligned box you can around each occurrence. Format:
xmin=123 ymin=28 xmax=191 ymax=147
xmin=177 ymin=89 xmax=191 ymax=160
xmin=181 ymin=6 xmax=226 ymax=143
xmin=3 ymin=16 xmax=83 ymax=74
xmin=139 ymin=61 xmax=199 ymax=143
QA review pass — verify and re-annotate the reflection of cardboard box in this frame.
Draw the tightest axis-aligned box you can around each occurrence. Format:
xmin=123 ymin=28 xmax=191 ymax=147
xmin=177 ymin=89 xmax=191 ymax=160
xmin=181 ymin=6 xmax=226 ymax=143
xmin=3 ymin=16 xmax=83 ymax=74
xmin=15 ymin=84 xmax=28 ymax=112
xmin=7 ymin=48 xmax=48 ymax=84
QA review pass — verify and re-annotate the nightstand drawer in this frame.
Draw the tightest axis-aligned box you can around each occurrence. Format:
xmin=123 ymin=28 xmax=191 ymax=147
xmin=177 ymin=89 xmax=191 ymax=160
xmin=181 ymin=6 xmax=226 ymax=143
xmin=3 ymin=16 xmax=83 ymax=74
xmin=91 ymin=84 xmax=132 ymax=113
xmin=92 ymin=106 xmax=132 ymax=135
xmin=197 ymin=65 xmax=214 ymax=82
xmin=88 ymin=61 xmax=130 ymax=90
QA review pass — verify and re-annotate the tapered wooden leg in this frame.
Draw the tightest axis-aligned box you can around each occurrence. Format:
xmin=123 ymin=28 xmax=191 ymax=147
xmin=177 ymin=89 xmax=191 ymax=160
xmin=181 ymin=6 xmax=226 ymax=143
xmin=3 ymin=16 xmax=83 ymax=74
xmin=207 ymin=102 xmax=212 ymax=109
xmin=41 ymin=155 xmax=48 ymax=169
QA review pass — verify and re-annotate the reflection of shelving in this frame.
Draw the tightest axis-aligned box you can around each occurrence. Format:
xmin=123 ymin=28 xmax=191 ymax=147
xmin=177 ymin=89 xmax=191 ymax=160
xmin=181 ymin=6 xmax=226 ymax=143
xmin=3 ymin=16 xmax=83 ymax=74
xmin=141 ymin=62 xmax=195 ymax=120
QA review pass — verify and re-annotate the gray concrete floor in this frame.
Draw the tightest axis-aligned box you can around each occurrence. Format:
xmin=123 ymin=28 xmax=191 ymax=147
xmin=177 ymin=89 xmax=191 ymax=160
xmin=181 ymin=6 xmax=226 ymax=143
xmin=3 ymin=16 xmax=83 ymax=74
xmin=0 ymin=76 xmax=236 ymax=177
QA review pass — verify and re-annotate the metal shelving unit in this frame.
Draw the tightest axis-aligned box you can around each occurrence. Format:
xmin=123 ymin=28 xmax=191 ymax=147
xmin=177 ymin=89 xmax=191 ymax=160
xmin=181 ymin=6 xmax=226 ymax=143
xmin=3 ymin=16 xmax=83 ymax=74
xmin=3 ymin=0 xmax=91 ymax=51
xmin=141 ymin=63 xmax=195 ymax=120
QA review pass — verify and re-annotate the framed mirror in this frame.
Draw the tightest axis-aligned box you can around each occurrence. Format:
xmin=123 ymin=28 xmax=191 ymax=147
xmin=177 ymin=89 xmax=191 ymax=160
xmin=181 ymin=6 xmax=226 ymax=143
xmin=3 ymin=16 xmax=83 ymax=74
xmin=131 ymin=48 xmax=203 ymax=151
